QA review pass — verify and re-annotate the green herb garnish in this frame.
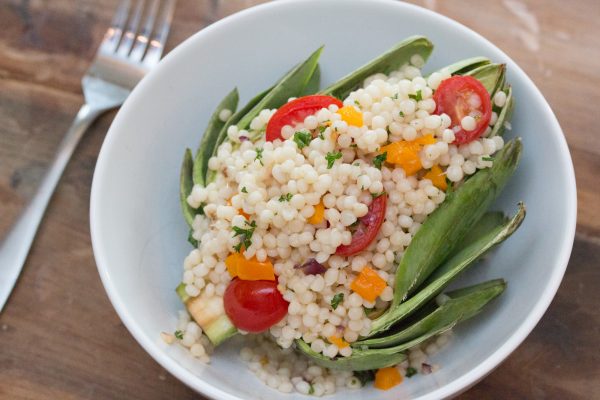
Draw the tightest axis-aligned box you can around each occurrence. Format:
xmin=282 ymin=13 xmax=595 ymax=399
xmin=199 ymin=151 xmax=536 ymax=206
xmin=354 ymin=99 xmax=361 ymax=106
xmin=331 ymin=293 xmax=344 ymax=310
xmin=279 ymin=193 xmax=293 ymax=202
xmin=294 ymin=131 xmax=312 ymax=149
xmin=326 ymin=151 xmax=343 ymax=169
xmin=409 ymin=90 xmax=423 ymax=101
xmin=354 ymin=370 xmax=376 ymax=386
xmin=482 ymin=156 xmax=494 ymax=162
xmin=399 ymin=111 xmax=405 ymax=117
xmin=406 ymin=367 xmax=418 ymax=378
xmin=232 ymin=220 xmax=257 ymax=252
xmin=174 ymin=330 xmax=184 ymax=340
xmin=308 ymin=383 xmax=315 ymax=395
xmin=241 ymin=187 xmax=248 ymax=193
xmin=255 ymin=147 xmax=264 ymax=165
xmin=373 ymin=152 xmax=387 ymax=169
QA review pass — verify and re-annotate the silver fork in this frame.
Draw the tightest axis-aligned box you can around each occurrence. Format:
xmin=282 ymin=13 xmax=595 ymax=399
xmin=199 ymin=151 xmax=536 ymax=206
xmin=0 ymin=0 xmax=176 ymax=312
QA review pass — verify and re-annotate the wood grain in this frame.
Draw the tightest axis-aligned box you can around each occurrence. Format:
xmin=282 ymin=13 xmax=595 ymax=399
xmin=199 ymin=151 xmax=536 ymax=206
xmin=0 ymin=0 xmax=598 ymax=399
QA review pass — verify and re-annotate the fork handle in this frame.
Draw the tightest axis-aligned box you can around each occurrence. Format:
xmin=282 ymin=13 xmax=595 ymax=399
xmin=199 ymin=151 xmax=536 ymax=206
xmin=0 ymin=103 xmax=107 ymax=312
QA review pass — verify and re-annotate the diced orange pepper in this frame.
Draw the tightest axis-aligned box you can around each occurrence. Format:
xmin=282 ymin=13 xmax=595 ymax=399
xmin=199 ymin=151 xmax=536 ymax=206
xmin=374 ymin=367 xmax=403 ymax=390
xmin=414 ymin=134 xmax=437 ymax=145
xmin=350 ymin=266 xmax=387 ymax=302
xmin=225 ymin=253 xmax=275 ymax=281
xmin=423 ymin=164 xmax=447 ymax=191
xmin=308 ymin=201 xmax=325 ymax=224
xmin=337 ymin=105 xmax=363 ymax=127
xmin=225 ymin=252 xmax=241 ymax=277
xmin=227 ymin=197 xmax=250 ymax=219
xmin=328 ymin=336 xmax=349 ymax=349
xmin=380 ymin=141 xmax=422 ymax=176
xmin=379 ymin=135 xmax=437 ymax=176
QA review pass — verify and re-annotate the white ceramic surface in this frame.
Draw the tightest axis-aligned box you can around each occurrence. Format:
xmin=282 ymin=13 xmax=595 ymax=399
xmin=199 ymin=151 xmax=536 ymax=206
xmin=90 ymin=0 xmax=577 ymax=399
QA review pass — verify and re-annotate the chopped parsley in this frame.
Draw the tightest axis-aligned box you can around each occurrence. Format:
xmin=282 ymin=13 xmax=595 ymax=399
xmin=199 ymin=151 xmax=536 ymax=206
xmin=392 ymin=93 xmax=399 ymax=100
xmin=482 ymin=156 xmax=494 ymax=162
xmin=331 ymin=293 xmax=344 ymax=310
xmin=174 ymin=330 xmax=184 ymax=340
xmin=278 ymin=193 xmax=293 ymax=202
xmin=399 ymin=111 xmax=405 ymax=117
xmin=293 ymin=130 xmax=312 ymax=149
xmin=354 ymin=99 xmax=361 ymax=106
xmin=406 ymin=367 xmax=418 ymax=378
xmin=326 ymin=151 xmax=343 ymax=169
xmin=318 ymin=125 xmax=327 ymax=139
xmin=241 ymin=187 xmax=248 ymax=193
xmin=373 ymin=152 xmax=387 ymax=169
xmin=255 ymin=147 xmax=264 ymax=165
xmin=308 ymin=383 xmax=315 ymax=395
xmin=232 ymin=220 xmax=257 ymax=252
xmin=408 ymin=90 xmax=423 ymax=101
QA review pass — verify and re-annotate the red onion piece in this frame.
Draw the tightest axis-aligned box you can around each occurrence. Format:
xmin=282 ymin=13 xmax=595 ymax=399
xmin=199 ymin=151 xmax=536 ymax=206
xmin=295 ymin=259 xmax=326 ymax=275
xmin=421 ymin=363 xmax=432 ymax=375
xmin=239 ymin=135 xmax=249 ymax=142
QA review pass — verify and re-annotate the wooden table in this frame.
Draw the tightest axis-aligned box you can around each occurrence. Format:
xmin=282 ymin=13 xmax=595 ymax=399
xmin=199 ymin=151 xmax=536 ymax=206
xmin=1 ymin=0 xmax=598 ymax=398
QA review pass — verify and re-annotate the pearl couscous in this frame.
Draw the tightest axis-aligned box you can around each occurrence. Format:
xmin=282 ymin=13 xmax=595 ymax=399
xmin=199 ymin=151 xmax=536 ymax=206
xmin=170 ymin=37 xmax=519 ymax=395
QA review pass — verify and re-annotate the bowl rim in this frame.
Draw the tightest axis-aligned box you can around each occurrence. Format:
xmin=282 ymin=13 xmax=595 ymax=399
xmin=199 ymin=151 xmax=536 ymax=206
xmin=90 ymin=0 xmax=577 ymax=399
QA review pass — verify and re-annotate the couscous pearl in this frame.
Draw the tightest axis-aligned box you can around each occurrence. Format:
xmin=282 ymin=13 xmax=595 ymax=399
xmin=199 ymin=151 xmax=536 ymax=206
xmin=494 ymin=90 xmax=507 ymax=107
xmin=461 ymin=116 xmax=477 ymax=131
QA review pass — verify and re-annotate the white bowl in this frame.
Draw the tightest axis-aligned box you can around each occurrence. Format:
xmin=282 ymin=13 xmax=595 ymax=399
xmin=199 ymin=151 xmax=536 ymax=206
xmin=90 ymin=0 xmax=576 ymax=399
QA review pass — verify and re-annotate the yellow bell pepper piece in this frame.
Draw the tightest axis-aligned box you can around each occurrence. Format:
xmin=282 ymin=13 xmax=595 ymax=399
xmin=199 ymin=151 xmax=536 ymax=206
xmin=225 ymin=253 xmax=275 ymax=281
xmin=374 ymin=367 xmax=403 ymax=390
xmin=328 ymin=336 xmax=350 ymax=349
xmin=350 ymin=266 xmax=387 ymax=303
xmin=337 ymin=105 xmax=363 ymax=127
xmin=423 ymin=164 xmax=447 ymax=191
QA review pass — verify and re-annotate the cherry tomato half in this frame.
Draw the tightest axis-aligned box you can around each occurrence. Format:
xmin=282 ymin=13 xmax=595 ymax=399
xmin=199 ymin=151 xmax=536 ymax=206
xmin=433 ymin=75 xmax=492 ymax=145
xmin=336 ymin=194 xmax=387 ymax=257
xmin=265 ymin=95 xmax=343 ymax=141
xmin=224 ymin=279 xmax=289 ymax=333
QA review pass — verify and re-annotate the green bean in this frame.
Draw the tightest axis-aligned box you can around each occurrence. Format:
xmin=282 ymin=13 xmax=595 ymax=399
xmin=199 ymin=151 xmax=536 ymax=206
xmin=465 ymin=63 xmax=506 ymax=95
xmin=370 ymin=202 xmax=524 ymax=336
xmin=235 ymin=47 xmax=323 ymax=131
xmin=390 ymin=138 xmax=522 ymax=309
xmin=434 ymin=56 xmax=491 ymax=76
xmin=321 ymin=36 xmax=434 ymax=100
xmin=192 ymin=88 xmax=239 ymax=186
xmin=357 ymin=279 xmax=506 ymax=348
xmin=179 ymin=148 xmax=196 ymax=227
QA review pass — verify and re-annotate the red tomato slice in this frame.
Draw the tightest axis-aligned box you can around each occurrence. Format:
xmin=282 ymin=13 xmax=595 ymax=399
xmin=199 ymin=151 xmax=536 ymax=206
xmin=433 ymin=75 xmax=492 ymax=145
xmin=265 ymin=95 xmax=343 ymax=141
xmin=336 ymin=194 xmax=387 ymax=257
xmin=224 ymin=279 xmax=289 ymax=333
